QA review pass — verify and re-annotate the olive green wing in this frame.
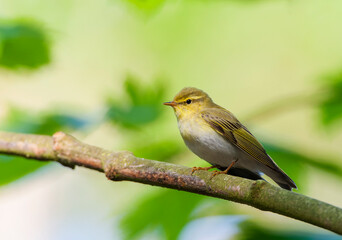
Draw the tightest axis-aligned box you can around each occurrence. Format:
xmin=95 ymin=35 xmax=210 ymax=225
xmin=201 ymin=109 xmax=278 ymax=171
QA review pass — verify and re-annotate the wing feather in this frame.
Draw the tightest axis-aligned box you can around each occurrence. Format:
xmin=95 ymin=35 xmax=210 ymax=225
xmin=201 ymin=109 xmax=278 ymax=171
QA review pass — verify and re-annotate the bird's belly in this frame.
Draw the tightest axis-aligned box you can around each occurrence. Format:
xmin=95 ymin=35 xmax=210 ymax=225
xmin=179 ymin=120 xmax=239 ymax=167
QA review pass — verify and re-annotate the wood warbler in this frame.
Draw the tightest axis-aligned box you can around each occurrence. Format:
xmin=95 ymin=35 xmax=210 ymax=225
xmin=164 ymin=87 xmax=297 ymax=191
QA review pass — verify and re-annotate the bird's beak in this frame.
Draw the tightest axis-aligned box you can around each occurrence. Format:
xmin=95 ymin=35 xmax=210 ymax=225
xmin=163 ymin=101 xmax=177 ymax=107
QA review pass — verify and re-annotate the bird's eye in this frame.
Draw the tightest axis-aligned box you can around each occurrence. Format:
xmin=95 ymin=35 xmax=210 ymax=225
xmin=186 ymin=99 xmax=192 ymax=104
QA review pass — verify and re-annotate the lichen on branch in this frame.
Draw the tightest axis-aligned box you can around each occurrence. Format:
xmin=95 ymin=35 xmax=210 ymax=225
xmin=0 ymin=131 xmax=341 ymax=235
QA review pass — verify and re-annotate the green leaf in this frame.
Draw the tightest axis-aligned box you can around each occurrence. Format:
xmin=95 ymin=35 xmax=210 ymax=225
xmin=131 ymin=139 xmax=183 ymax=162
xmin=319 ymin=72 xmax=342 ymax=127
xmin=0 ymin=154 xmax=47 ymax=186
xmin=120 ymin=189 xmax=204 ymax=240
xmin=0 ymin=20 xmax=50 ymax=69
xmin=107 ymin=76 xmax=165 ymax=128
xmin=0 ymin=106 xmax=92 ymax=186
xmin=107 ymin=105 xmax=160 ymax=127
xmin=122 ymin=0 xmax=166 ymax=15
xmin=1 ymin=106 xmax=91 ymax=135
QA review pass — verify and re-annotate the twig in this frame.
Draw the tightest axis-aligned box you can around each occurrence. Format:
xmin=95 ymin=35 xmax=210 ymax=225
xmin=0 ymin=131 xmax=341 ymax=235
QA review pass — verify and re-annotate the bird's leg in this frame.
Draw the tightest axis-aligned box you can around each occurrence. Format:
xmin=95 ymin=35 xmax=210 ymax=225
xmin=191 ymin=165 xmax=218 ymax=175
xmin=210 ymin=160 xmax=238 ymax=179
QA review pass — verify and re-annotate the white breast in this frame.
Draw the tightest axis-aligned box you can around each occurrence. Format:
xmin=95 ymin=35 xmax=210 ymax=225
xmin=178 ymin=117 xmax=239 ymax=167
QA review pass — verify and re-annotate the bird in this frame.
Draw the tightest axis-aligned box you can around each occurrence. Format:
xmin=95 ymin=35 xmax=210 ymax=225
xmin=163 ymin=87 xmax=297 ymax=191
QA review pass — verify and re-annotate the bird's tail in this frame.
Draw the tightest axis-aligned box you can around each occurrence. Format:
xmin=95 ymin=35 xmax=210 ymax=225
xmin=219 ymin=164 xmax=297 ymax=191
xmin=268 ymin=166 xmax=297 ymax=191
xmin=218 ymin=166 xmax=266 ymax=181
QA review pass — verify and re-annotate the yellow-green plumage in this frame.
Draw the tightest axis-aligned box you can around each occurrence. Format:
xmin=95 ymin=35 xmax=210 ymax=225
xmin=164 ymin=87 xmax=297 ymax=190
xmin=202 ymin=108 xmax=276 ymax=171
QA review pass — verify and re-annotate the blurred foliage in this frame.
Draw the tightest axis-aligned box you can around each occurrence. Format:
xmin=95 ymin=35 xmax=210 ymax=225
xmin=123 ymin=0 xmax=166 ymax=14
xmin=120 ymin=189 xmax=204 ymax=240
xmin=1 ymin=106 xmax=91 ymax=135
xmin=1 ymin=65 xmax=342 ymax=239
xmin=319 ymin=72 xmax=342 ymax=127
xmin=0 ymin=155 xmax=47 ymax=186
xmin=264 ymin=143 xmax=304 ymax=190
xmin=0 ymin=20 xmax=50 ymax=69
xmin=0 ymin=76 xmax=168 ymax=187
xmin=107 ymin=76 xmax=165 ymax=128
xmin=0 ymin=106 xmax=91 ymax=186
xmin=237 ymin=220 xmax=342 ymax=240
xmin=265 ymin=142 xmax=342 ymax=191
xmin=0 ymin=1 xmax=341 ymax=239
xmin=121 ymin=0 xmax=268 ymax=15
xmin=131 ymin=139 xmax=183 ymax=162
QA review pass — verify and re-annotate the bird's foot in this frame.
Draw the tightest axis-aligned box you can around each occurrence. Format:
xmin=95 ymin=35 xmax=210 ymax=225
xmin=191 ymin=165 xmax=218 ymax=175
xmin=210 ymin=170 xmax=229 ymax=179
xmin=210 ymin=160 xmax=237 ymax=180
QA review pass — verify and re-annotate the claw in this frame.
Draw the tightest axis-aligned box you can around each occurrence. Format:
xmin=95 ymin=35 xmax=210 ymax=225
xmin=210 ymin=170 xmax=226 ymax=179
xmin=191 ymin=165 xmax=218 ymax=175
xmin=191 ymin=167 xmax=199 ymax=175
xmin=209 ymin=160 xmax=238 ymax=180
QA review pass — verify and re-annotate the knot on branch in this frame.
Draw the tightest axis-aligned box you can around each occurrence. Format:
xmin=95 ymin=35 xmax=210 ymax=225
xmin=52 ymin=131 xmax=78 ymax=169
xmin=250 ymin=180 xmax=269 ymax=197
xmin=103 ymin=151 xmax=134 ymax=181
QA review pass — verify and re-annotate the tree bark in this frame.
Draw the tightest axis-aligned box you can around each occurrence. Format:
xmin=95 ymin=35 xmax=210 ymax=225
xmin=0 ymin=131 xmax=341 ymax=235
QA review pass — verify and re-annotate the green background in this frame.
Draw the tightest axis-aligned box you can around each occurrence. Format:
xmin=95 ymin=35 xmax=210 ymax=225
xmin=1 ymin=0 xmax=342 ymax=239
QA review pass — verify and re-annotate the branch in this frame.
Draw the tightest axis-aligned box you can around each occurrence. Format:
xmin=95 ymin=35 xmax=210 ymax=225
xmin=0 ymin=131 xmax=341 ymax=235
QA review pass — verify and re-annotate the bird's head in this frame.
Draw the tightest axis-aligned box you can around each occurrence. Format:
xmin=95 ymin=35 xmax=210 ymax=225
xmin=163 ymin=87 xmax=214 ymax=119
